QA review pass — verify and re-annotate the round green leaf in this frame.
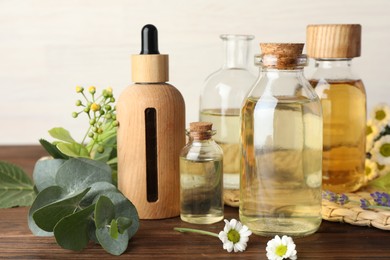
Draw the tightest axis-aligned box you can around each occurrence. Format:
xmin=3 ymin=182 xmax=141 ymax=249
xmin=94 ymin=195 xmax=115 ymax=229
xmin=98 ymin=191 xmax=139 ymax=239
xmin=96 ymin=224 xmax=129 ymax=256
xmin=54 ymin=204 xmax=95 ymax=251
xmin=28 ymin=186 xmax=64 ymax=236
xmin=33 ymin=187 xmax=90 ymax=232
xmin=33 ymin=159 xmax=65 ymax=192
xmin=55 ymin=158 xmax=111 ymax=193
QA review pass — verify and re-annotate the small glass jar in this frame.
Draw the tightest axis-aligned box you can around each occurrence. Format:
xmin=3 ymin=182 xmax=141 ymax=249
xmin=240 ymin=43 xmax=323 ymax=236
xmin=200 ymin=34 xmax=256 ymax=192
xmin=306 ymin=24 xmax=366 ymax=193
xmin=180 ymin=122 xmax=224 ymax=224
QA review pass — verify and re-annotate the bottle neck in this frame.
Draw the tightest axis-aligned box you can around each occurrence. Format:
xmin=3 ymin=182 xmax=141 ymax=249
xmin=221 ymin=35 xmax=254 ymax=69
xmin=259 ymin=68 xmax=305 ymax=78
xmin=311 ymin=58 xmax=358 ymax=80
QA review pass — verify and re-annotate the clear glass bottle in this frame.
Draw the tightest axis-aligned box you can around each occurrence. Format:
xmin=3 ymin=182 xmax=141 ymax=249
xmin=200 ymin=34 xmax=256 ymax=192
xmin=306 ymin=24 xmax=366 ymax=193
xmin=240 ymin=43 xmax=323 ymax=236
xmin=180 ymin=122 xmax=224 ymax=224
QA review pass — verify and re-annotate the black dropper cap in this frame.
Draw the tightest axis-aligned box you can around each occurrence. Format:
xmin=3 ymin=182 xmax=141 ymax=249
xmin=140 ymin=24 xmax=160 ymax=55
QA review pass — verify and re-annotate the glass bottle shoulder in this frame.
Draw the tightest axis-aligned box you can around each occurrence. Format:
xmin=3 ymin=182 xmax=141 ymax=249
xmin=180 ymin=140 xmax=223 ymax=162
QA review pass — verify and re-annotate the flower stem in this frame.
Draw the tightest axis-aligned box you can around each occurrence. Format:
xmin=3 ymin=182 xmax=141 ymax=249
xmin=173 ymin=227 xmax=219 ymax=238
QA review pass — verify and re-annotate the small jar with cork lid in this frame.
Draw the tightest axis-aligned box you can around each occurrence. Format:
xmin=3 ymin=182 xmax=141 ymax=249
xmin=306 ymin=24 xmax=366 ymax=193
xmin=240 ymin=43 xmax=323 ymax=236
xmin=179 ymin=122 xmax=224 ymax=224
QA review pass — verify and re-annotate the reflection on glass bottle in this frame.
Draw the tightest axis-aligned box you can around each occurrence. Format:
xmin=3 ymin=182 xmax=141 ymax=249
xmin=240 ymin=43 xmax=323 ymax=237
xmin=200 ymin=34 xmax=256 ymax=191
xmin=180 ymin=122 xmax=224 ymax=224
xmin=306 ymin=24 xmax=366 ymax=193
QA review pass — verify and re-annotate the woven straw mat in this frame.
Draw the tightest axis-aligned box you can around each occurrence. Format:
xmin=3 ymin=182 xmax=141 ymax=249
xmin=224 ymin=190 xmax=390 ymax=231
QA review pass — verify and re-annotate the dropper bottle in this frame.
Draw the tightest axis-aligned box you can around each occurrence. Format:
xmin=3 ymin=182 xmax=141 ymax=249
xmin=117 ymin=24 xmax=186 ymax=219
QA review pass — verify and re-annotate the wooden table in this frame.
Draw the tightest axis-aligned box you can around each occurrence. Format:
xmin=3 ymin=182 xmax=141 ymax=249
xmin=1 ymin=146 xmax=390 ymax=259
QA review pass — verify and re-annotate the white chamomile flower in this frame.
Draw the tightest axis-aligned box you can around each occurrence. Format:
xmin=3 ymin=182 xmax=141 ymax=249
xmin=366 ymin=119 xmax=380 ymax=152
xmin=174 ymin=218 xmax=252 ymax=254
xmin=371 ymin=103 xmax=390 ymax=130
xmin=218 ymin=219 xmax=252 ymax=253
xmin=266 ymin=235 xmax=297 ymax=260
xmin=371 ymin=135 xmax=390 ymax=165
xmin=365 ymin=158 xmax=378 ymax=181
xmin=306 ymin=171 xmax=322 ymax=188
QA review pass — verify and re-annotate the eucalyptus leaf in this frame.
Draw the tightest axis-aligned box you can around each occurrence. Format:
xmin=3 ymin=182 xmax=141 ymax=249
xmin=98 ymin=191 xmax=139 ymax=239
xmin=116 ymin=217 xmax=132 ymax=234
xmin=56 ymin=158 xmax=112 ymax=193
xmin=57 ymin=142 xmax=90 ymax=158
xmin=48 ymin=127 xmax=76 ymax=143
xmin=96 ymin=222 xmax=129 ymax=256
xmin=33 ymin=187 xmax=90 ymax=232
xmin=80 ymin=182 xmax=117 ymax=207
xmin=0 ymin=161 xmax=35 ymax=208
xmin=110 ymin=219 xmax=119 ymax=239
xmin=28 ymin=186 xmax=64 ymax=236
xmin=33 ymin=159 xmax=65 ymax=192
xmin=54 ymin=204 xmax=95 ymax=251
xmin=39 ymin=139 xmax=69 ymax=159
xmin=95 ymin=196 xmax=115 ymax=229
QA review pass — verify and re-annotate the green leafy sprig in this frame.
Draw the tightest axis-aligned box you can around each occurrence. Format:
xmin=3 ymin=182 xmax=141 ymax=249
xmin=0 ymin=161 xmax=35 ymax=208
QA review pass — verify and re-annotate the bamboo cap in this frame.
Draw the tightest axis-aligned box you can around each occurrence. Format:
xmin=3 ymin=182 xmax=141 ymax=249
xmin=306 ymin=24 xmax=361 ymax=58
xmin=132 ymin=54 xmax=169 ymax=83
xmin=259 ymin=43 xmax=305 ymax=69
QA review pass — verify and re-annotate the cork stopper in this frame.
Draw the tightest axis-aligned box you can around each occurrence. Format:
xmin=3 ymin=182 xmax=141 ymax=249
xmin=188 ymin=122 xmax=214 ymax=140
xmin=306 ymin=24 xmax=361 ymax=59
xmin=259 ymin=43 xmax=305 ymax=69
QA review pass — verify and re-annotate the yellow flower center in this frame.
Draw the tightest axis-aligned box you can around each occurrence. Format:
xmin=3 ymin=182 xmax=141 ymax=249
xmin=366 ymin=126 xmax=373 ymax=136
xmin=365 ymin=166 xmax=372 ymax=176
xmin=375 ymin=110 xmax=386 ymax=121
xmin=227 ymin=229 xmax=240 ymax=243
xmin=379 ymin=143 xmax=390 ymax=157
xmin=91 ymin=103 xmax=101 ymax=112
xmin=275 ymin=244 xmax=287 ymax=257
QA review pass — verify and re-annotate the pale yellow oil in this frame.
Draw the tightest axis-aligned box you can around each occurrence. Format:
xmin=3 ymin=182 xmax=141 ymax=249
xmin=240 ymin=96 xmax=323 ymax=236
xmin=200 ymin=109 xmax=240 ymax=189
xmin=310 ymin=80 xmax=366 ymax=193
xmin=180 ymin=158 xmax=223 ymax=224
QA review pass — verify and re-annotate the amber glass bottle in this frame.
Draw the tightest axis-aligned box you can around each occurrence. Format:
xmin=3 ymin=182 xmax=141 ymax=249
xmin=306 ymin=24 xmax=366 ymax=193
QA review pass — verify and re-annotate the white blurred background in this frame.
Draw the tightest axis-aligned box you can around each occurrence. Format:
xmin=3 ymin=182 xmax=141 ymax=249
xmin=1 ymin=0 xmax=389 ymax=144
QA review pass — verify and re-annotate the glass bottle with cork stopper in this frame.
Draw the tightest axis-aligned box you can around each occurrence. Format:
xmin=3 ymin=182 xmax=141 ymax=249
xmin=240 ymin=43 xmax=323 ymax=236
xmin=306 ymin=24 xmax=366 ymax=193
xmin=180 ymin=122 xmax=224 ymax=224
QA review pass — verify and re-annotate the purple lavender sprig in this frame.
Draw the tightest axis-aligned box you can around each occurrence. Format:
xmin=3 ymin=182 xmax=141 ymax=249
xmin=322 ymin=190 xmax=390 ymax=211
xmin=370 ymin=192 xmax=390 ymax=207
xmin=322 ymin=190 xmax=349 ymax=205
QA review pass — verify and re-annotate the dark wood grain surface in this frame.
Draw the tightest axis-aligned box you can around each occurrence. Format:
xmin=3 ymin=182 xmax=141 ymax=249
xmin=1 ymin=146 xmax=390 ymax=259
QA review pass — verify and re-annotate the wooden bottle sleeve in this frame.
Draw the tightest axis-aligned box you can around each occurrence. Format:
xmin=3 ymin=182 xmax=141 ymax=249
xmin=117 ymin=83 xmax=185 ymax=219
